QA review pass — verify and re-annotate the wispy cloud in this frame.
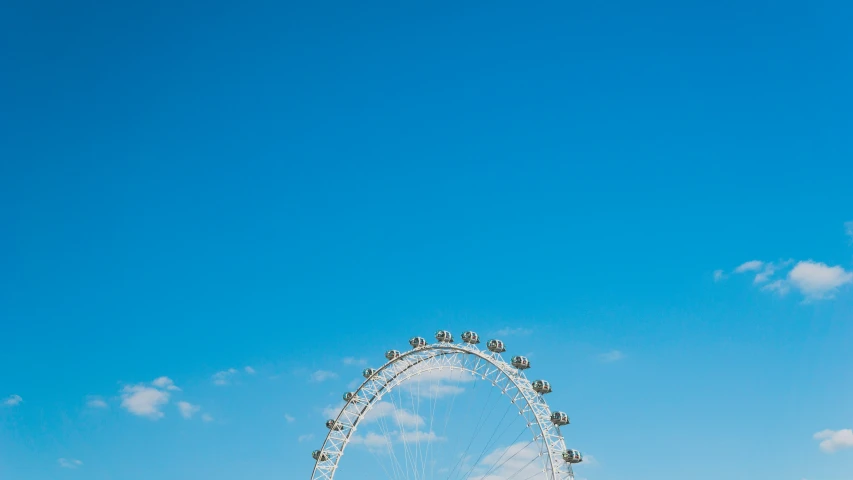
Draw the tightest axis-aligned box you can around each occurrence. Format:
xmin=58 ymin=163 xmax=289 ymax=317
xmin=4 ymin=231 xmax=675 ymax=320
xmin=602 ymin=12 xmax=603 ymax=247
xmin=310 ymin=370 xmax=338 ymax=382
xmin=598 ymin=350 xmax=625 ymax=363
xmin=814 ymin=429 xmax=853 ymax=453
xmin=713 ymin=269 xmax=726 ymax=282
xmin=492 ymin=327 xmax=532 ymax=337
xmin=86 ymin=396 xmax=108 ymax=409
xmin=734 ymin=260 xmax=764 ymax=273
xmin=212 ymin=368 xmax=239 ymax=386
xmin=298 ymin=433 xmax=315 ymax=443
xmin=244 ymin=366 xmax=256 ymax=374
xmin=58 ymin=458 xmax=82 ymax=469
xmin=723 ymin=253 xmax=851 ymax=301
xmin=201 ymin=413 xmax=214 ymax=422
xmin=342 ymin=357 xmax=367 ymax=367
xmin=285 ymin=414 xmax=296 ymax=423
xmin=177 ymin=401 xmax=200 ymax=419
xmin=720 ymin=222 xmax=853 ymax=301
xmin=761 ymin=279 xmax=790 ymax=296
xmin=3 ymin=394 xmax=22 ymax=407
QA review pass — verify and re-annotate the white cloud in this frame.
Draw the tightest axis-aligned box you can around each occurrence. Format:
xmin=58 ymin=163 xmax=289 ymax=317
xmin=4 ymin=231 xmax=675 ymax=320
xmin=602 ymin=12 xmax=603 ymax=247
xmin=399 ymin=367 xmax=474 ymax=398
xmin=323 ymin=404 xmax=341 ymax=419
xmin=422 ymin=383 xmax=465 ymax=397
xmin=492 ymin=327 xmax=532 ymax=337
xmin=349 ymin=431 xmax=392 ymax=450
xmin=58 ymin=458 xmax=82 ymax=469
xmin=349 ymin=430 xmax=445 ymax=453
xmin=466 ymin=442 xmax=545 ymax=480
xmin=598 ymin=350 xmax=624 ymax=363
xmin=298 ymin=433 xmax=315 ymax=443
xmin=151 ymin=377 xmax=181 ymax=391
xmin=212 ymin=368 xmax=239 ymax=386
xmin=397 ymin=430 xmax=443 ymax=443
xmin=177 ymin=401 xmax=200 ymax=419
xmin=86 ymin=396 xmax=108 ymax=409
xmin=120 ymin=385 xmax=170 ymax=419
xmin=285 ymin=414 xmax=296 ymax=423
xmin=324 ymin=401 xmax=425 ymax=429
xmin=734 ymin=260 xmax=764 ymax=273
xmin=762 ymin=279 xmax=790 ymax=296
xmin=3 ymin=394 xmax=22 ymax=406
xmin=366 ymin=402 xmax=425 ymax=429
xmin=749 ymin=259 xmax=795 ymax=284
xmin=310 ymin=370 xmax=338 ymax=382
xmin=347 ymin=378 xmax=363 ymax=390
xmin=753 ymin=264 xmax=777 ymax=284
xmin=727 ymin=257 xmax=851 ymax=301
xmin=201 ymin=413 xmax=214 ymax=422
xmin=788 ymin=261 xmax=853 ymax=300
xmin=244 ymin=366 xmax=256 ymax=374
xmin=814 ymin=429 xmax=853 ymax=453
xmin=343 ymin=357 xmax=368 ymax=366
xmin=713 ymin=269 xmax=726 ymax=282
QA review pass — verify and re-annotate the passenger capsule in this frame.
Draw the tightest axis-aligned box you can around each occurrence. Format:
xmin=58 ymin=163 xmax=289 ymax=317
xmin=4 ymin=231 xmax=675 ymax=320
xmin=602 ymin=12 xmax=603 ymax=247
xmin=409 ymin=336 xmax=427 ymax=349
xmin=363 ymin=368 xmax=376 ymax=378
xmin=312 ymin=450 xmax=330 ymax=461
xmin=487 ymin=339 xmax=506 ymax=353
xmin=326 ymin=419 xmax=343 ymax=431
xmin=461 ymin=331 xmax=480 ymax=344
xmin=532 ymin=380 xmax=552 ymax=394
xmin=385 ymin=350 xmax=401 ymax=360
xmin=511 ymin=355 xmax=530 ymax=369
xmin=550 ymin=411 xmax=570 ymax=426
xmin=435 ymin=330 xmax=454 ymax=343
xmin=562 ymin=449 xmax=583 ymax=464
xmin=343 ymin=392 xmax=362 ymax=403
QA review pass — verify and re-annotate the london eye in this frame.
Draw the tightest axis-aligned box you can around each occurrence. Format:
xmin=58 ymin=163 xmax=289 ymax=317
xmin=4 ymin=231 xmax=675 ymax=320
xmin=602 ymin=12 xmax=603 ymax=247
xmin=310 ymin=330 xmax=583 ymax=480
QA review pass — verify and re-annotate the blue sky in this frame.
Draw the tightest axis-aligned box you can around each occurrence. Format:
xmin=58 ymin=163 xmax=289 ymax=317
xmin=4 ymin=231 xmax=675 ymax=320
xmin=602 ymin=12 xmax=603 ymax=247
xmin=1 ymin=0 xmax=853 ymax=479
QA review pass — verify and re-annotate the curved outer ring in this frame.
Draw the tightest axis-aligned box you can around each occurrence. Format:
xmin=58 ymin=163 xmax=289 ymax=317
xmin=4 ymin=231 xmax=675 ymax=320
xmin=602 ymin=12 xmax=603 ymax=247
xmin=310 ymin=342 xmax=574 ymax=480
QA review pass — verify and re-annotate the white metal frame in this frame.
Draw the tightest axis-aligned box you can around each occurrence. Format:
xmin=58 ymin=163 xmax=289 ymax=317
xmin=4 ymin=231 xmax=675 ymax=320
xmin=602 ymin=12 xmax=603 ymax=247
xmin=310 ymin=341 xmax=574 ymax=480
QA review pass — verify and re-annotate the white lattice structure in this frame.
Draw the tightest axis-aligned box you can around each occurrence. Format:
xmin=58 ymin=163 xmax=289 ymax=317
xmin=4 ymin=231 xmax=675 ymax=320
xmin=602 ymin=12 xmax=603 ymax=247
xmin=310 ymin=335 xmax=578 ymax=480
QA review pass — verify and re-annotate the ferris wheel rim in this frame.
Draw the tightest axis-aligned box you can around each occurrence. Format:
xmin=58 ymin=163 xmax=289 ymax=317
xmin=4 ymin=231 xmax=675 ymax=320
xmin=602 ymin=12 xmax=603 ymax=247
xmin=310 ymin=341 xmax=574 ymax=480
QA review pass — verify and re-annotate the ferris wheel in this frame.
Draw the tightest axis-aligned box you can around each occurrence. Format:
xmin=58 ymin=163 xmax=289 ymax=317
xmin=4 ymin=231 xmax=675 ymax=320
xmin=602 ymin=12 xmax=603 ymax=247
xmin=309 ymin=330 xmax=583 ymax=480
